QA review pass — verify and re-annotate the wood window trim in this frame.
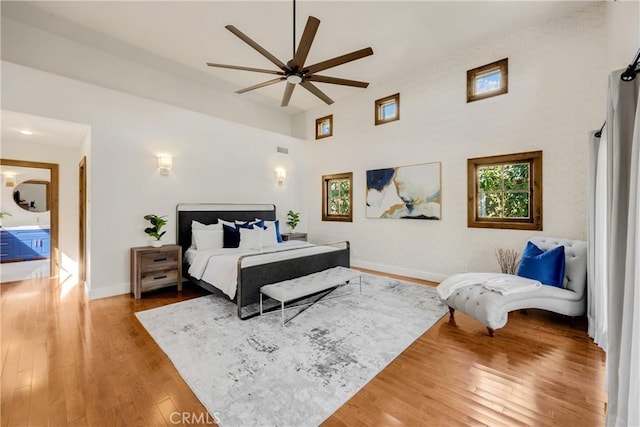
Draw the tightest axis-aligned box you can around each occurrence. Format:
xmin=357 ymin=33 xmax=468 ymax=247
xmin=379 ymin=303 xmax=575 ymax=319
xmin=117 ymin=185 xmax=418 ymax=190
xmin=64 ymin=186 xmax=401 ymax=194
xmin=467 ymin=150 xmax=542 ymax=230
xmin=315 ymin=115 xmax=333 ymax=140
xmin=467 ymin=58 xmax=508 ymax=103
xmin=375 ymin=93 xmax=400 ymax=125
xmin=322 ymin=172 xmax=353 ymax=222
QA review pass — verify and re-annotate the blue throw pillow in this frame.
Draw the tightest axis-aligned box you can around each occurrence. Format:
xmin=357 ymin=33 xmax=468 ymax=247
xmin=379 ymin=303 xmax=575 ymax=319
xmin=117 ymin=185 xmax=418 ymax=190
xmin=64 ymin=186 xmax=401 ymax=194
xmin=222 ymin=224 xmax=240 ymax=248
xmin=516 ymin=241 xmax=566 ymax=287
xmin=274 ymin=220 xmax=283 ymax=243
xmin=235 ymin=221 xmax=254 ymax=229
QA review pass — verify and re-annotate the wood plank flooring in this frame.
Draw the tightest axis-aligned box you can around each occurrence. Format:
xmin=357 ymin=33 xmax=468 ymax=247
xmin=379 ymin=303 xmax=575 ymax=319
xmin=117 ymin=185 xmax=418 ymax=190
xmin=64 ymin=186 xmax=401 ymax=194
xmin=1 ymin=272 xmax=606 ymax=426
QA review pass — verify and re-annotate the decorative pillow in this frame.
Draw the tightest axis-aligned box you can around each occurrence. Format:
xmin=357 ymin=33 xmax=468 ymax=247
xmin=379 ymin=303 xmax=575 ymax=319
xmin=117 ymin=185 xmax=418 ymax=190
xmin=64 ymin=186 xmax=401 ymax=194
xmin=191 ymin=220 xmax=221 ymax=248
xmin=192 ymin=229 xmax=223 ymax=251
xmin=222 ymin=224 xmax=240 ymax=248
xmin=516 ymin=241 xmax=566 ymax=288
xmin=239 ymin=227 xmax=262 ymax=250
xmin=235 ymin=221 xmax=255 ymax=229
xmin=256 ymin=218 xmax=283 ymax=243
xmin=261 ymin=224 xmax=278 ymax=247
xmin=218 ymin=219 xmax=236 ymax=228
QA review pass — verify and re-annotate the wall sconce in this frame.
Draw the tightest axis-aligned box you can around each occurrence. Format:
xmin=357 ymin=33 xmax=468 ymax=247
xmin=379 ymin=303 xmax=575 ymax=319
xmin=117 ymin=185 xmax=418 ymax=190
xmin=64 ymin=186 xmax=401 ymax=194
xmin=275 ymin=167 xmax=287 ymax=185
xmin=157 ymin=155 xmax=172 ymax=176
xmin=3 ymin=173 xmax=16 ymax=187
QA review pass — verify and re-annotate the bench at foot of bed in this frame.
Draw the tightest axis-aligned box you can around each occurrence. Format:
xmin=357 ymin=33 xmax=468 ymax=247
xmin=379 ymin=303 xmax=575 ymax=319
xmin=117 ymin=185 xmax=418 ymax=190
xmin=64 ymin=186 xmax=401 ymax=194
xmin=259 ymin=266 xmax=362 ymax=326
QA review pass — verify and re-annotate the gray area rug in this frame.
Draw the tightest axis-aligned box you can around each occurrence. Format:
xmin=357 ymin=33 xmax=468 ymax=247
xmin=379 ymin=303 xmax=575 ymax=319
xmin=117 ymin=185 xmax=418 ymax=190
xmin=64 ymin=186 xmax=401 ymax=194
xmin=136 ymin=273 xmax=447 ymax=427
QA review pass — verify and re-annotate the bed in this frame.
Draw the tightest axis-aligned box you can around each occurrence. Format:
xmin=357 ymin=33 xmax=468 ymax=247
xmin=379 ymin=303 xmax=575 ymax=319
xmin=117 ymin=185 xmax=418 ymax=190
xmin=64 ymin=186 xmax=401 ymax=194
xmin=176 ymin=203 xmax=350 ymax=319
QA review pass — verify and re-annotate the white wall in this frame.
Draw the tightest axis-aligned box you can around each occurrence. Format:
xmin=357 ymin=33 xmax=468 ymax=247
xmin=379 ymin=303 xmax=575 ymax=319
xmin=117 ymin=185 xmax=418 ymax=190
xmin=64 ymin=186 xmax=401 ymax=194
xmin=1 ymin=141 xmax=81 ymax=275
xmin=606 ymin=1 xmax=640 ymax=72
xmin=1 ymin=15 xmax=294 ymax=137
xmin=294 ymin=3 xmax=608 ymax=281
xmin=2 ymin=61 xmax=307 ymax=299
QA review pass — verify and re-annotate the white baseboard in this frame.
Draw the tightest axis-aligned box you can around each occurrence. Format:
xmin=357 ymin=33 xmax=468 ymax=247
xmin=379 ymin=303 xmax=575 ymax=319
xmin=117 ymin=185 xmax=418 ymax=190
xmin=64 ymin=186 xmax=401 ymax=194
xmin=351 ymin=259 xmax=449 ymax=283
xmin=86 ymin=282 xmax=130 ymax=300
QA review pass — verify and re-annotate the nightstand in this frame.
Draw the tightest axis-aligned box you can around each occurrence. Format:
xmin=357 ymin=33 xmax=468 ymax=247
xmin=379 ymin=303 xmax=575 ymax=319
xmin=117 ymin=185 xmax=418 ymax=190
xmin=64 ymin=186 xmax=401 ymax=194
xmin=281 ymin=233 xmax=308 ymax=242
xmin=130 ymin=245 xmax=182 ymax=299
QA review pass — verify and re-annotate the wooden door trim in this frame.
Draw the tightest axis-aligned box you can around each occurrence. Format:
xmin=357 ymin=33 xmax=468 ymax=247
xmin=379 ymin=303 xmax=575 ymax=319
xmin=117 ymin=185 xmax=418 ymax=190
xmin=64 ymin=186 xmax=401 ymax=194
xmin=79 ymin=157 xmax=87 ymax=284
xmin=1 ymin=158 xmax=60 ymax=277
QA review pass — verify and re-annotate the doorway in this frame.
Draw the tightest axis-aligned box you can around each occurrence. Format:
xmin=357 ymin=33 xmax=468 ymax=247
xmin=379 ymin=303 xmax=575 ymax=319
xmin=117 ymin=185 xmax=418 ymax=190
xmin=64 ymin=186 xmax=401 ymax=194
xmin=0 ymin=159 xmax=59 ymax=281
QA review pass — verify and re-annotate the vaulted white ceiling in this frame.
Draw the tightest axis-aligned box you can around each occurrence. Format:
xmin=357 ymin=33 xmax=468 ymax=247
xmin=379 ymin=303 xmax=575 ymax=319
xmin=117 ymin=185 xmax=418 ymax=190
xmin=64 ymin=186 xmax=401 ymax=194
xmin=1 ymin=1 xmax=592 ymax=113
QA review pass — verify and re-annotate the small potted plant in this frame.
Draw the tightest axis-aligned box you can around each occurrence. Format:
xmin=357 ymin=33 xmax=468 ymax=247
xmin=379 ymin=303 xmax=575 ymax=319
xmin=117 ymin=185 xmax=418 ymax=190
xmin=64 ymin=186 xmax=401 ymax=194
xmin=286 ymin=210 xmax=300 ymax=232
xmin=144 ymin=214 xmax=167 ymax=247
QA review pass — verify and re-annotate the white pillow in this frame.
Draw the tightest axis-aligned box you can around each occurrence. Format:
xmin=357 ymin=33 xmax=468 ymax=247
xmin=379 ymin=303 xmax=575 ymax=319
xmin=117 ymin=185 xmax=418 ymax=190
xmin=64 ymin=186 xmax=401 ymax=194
xmin=239 ymin=227 xmax=262 ymax=250
xmin=261 ymin=224 xmax=278 ymax=247
xmin=192 ymin=220 xmax=222 ymax=230
xmin=256 ymin=218 xmax=282 ymax=244
xmin=193 ymin=229 xmax=224 ymax=251
xmin=218 ymin=219 xmax=236 ymax=227
xmin=191 ymin=220 xmax=222 ymax=249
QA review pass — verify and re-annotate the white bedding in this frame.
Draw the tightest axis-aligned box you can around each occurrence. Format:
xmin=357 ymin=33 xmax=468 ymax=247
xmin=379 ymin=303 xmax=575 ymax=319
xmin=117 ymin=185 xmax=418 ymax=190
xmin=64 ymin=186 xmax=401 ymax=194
xmin=186 ymin=241 xmax=343 ymax=299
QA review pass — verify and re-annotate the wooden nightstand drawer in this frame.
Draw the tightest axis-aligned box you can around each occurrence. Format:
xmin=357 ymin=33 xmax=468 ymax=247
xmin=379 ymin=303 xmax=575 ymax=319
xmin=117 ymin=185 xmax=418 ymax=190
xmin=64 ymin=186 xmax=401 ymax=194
xmin=131 ymin=244 xmax=182 ymax=299
xmin=141 ymin=251 xmax=179 ymax=272
xmin=141 ymin=269 xmax=179 ymax=289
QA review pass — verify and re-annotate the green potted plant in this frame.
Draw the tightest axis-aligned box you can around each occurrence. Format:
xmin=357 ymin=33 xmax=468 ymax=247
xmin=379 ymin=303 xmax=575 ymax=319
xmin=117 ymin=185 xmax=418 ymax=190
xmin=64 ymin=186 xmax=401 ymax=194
xmin=144 ymin=214 xmax=167 ymax=247
xmin=286 ymin=210 xmax=300 ymax=232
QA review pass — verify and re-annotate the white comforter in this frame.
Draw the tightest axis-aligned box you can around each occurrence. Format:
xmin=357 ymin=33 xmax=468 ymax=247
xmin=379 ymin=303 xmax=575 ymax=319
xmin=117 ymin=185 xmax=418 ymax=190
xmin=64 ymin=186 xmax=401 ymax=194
xmin=187 ymin=241 xmax=342 ymax=299
xmin=437 ymin=272 xmax=542 ymax=300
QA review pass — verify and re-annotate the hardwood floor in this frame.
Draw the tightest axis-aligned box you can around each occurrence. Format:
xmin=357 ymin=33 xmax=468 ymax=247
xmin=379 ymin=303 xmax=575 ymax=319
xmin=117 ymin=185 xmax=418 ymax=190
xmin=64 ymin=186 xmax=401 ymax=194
xmin=1 ymin=273 xmax=606 ymax=426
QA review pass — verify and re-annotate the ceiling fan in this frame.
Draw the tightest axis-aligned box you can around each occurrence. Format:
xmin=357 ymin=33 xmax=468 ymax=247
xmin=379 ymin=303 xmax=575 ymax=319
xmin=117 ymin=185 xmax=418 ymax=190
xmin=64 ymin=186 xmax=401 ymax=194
xmin=206 ymin=0 xmax=373 ymax=107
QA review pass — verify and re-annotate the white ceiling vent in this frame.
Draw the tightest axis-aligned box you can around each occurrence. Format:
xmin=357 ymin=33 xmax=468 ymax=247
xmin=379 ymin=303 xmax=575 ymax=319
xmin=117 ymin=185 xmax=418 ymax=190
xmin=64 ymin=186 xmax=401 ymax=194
xmin=277 ymin=146 xmax=289 ymax=154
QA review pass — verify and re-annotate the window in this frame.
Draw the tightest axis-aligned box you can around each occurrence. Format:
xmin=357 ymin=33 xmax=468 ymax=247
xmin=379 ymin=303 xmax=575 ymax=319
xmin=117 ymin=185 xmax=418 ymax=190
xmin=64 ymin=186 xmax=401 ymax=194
xmin=322 ymin=172 xmax=353 ymax=222
xmin=315 ymin=115 xmax=333 ymax=140
xmin=467 ymin=58 xmax=508 ymax=103
xmin=375 ymin=93 xmax=400 ymax=125
xmin=467 ymin=151 xmax=542 ymax=230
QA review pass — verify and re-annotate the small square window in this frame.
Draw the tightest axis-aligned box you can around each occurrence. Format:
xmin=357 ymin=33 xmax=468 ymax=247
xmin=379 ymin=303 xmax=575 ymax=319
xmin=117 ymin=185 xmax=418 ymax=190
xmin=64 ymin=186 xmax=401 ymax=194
xmin=467 ymin=58 xmax=508 ymax=103
xmin=315 ymin=115 xmax=333 ymax=140
xmin=375 ymin=93 xmax=400 ymax=125
xmin=322 ymin=172 xmax=353 ymax=222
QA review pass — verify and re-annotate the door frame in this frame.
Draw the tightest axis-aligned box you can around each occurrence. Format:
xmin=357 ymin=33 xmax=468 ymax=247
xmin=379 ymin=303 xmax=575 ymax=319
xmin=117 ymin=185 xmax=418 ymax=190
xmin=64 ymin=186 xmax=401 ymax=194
xmin=0 ymin=158 xmax=59 ymax=277
xmin=78 ymin=156 xmax=87 ymax=284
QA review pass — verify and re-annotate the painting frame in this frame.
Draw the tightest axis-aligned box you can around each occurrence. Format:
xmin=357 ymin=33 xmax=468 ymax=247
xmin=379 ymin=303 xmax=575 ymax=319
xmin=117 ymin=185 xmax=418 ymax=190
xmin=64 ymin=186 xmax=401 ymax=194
xmin=366 ymin=161 xmax=442 ymax=220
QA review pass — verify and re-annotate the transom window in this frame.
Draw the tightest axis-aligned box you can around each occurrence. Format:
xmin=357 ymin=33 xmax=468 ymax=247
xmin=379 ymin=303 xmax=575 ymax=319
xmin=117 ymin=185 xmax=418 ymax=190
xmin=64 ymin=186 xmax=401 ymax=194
xmin=375 ymin=93 xmax=400 ymax=125
xmin=467 ymin=58 xmax=508 ymax=103
xmin=315 ymin=115 xmax=333 ymax=140
xmin=322 ymin=172 xmax=353 ymax=222
xmin=467 ymin=151 xmax=542 ymax=230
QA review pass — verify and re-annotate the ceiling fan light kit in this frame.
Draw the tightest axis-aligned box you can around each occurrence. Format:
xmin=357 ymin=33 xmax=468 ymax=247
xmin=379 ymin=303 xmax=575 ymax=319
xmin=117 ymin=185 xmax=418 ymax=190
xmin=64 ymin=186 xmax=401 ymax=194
xmin=206 ymin=0 xmax=373 ymax=107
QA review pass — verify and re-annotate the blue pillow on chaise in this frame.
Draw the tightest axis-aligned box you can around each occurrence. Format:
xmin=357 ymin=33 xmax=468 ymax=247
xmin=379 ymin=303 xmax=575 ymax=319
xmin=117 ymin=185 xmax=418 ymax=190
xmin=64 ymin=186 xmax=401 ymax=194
xmin=516 ymin=241 xmax=566 ymax=288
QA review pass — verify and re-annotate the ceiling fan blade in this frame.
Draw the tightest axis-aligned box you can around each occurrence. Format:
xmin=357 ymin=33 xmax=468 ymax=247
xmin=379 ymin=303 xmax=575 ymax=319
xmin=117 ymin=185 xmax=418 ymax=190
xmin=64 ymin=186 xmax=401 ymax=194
xmin=291 ymin=16 xmax=320 ymax=70
xmin=281 ymin=83 xmax=296 ymax=107
xmin=235 ymin=77 xmax=285 ymax=94
xmin=300 ymin=81 xmax=334 ymax=105
xmin=206 ymin=63 xmax=285 ymax=75
xmin=225 ymin=25 xmax=288 ymax=71
xmin=308 ymin=75 xmax=369 ymax=88
xmin=305 ymin=47 xmax=374 ymax=74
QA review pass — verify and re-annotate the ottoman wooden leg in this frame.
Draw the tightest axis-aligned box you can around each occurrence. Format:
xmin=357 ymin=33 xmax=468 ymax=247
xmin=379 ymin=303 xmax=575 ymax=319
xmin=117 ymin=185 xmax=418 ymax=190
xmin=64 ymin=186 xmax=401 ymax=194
xmin=448 ymin=307 xmax=455 ymax=318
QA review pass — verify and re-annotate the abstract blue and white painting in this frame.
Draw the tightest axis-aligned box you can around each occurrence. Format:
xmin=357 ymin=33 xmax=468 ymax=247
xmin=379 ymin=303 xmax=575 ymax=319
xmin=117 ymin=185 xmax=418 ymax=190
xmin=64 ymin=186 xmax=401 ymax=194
xmin=366 ymin=162 xmax=441 ymax=219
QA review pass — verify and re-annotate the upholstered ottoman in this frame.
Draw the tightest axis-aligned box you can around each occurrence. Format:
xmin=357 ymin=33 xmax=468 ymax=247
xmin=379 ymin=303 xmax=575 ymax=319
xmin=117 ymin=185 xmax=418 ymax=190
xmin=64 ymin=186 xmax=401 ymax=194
xmin=437 ymin=237 xmax=587 ymax=336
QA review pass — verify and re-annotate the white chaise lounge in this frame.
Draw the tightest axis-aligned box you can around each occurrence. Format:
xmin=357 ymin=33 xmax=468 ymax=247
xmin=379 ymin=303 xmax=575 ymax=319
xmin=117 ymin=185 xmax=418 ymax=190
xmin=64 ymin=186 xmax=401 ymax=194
xmin=437 ymin=236 xmax=587 ymax=336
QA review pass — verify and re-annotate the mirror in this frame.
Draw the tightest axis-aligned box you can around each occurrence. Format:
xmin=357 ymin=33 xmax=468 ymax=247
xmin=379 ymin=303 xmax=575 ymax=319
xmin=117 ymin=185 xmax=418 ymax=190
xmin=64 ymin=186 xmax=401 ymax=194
xmin=13 ymin=180 xmax=50 ymax=212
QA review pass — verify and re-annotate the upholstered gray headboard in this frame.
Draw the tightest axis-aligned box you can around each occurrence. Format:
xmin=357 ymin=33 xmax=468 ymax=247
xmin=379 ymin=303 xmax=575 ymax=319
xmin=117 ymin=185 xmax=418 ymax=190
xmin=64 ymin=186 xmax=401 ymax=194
xmin=176 ymin=203 xmax=276 ymax=256
xmin=529 ymin=236 xmax=587 ymax=297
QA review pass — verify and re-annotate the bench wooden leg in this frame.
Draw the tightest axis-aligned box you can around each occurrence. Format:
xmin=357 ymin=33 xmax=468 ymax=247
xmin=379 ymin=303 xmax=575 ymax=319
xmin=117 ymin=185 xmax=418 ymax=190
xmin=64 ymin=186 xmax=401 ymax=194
xmin=448 ymin=307 xmax=455 ymax=318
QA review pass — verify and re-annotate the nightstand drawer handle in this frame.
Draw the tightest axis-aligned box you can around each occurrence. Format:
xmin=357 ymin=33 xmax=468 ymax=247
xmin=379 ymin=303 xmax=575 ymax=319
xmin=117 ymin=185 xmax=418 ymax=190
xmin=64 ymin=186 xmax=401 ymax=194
xmin=153 ymin=275 xmax=168 ymax=280
xmin=153 ymin=257 xmax=168 ymax=262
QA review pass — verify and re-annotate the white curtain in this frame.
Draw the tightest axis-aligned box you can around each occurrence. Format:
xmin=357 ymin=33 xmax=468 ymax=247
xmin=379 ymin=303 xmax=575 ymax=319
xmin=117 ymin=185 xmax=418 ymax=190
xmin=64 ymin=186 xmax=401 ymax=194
xmin=604 ymin=69 xmax=640 ymax=427
xmin=588 ymin=129 xmax=609 ymax=350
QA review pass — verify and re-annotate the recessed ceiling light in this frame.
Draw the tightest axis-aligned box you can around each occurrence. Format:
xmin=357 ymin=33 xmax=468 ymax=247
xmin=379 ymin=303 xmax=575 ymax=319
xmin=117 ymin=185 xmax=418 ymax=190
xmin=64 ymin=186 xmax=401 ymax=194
xmin=19 ymin=129 xmax=33 ymax=135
